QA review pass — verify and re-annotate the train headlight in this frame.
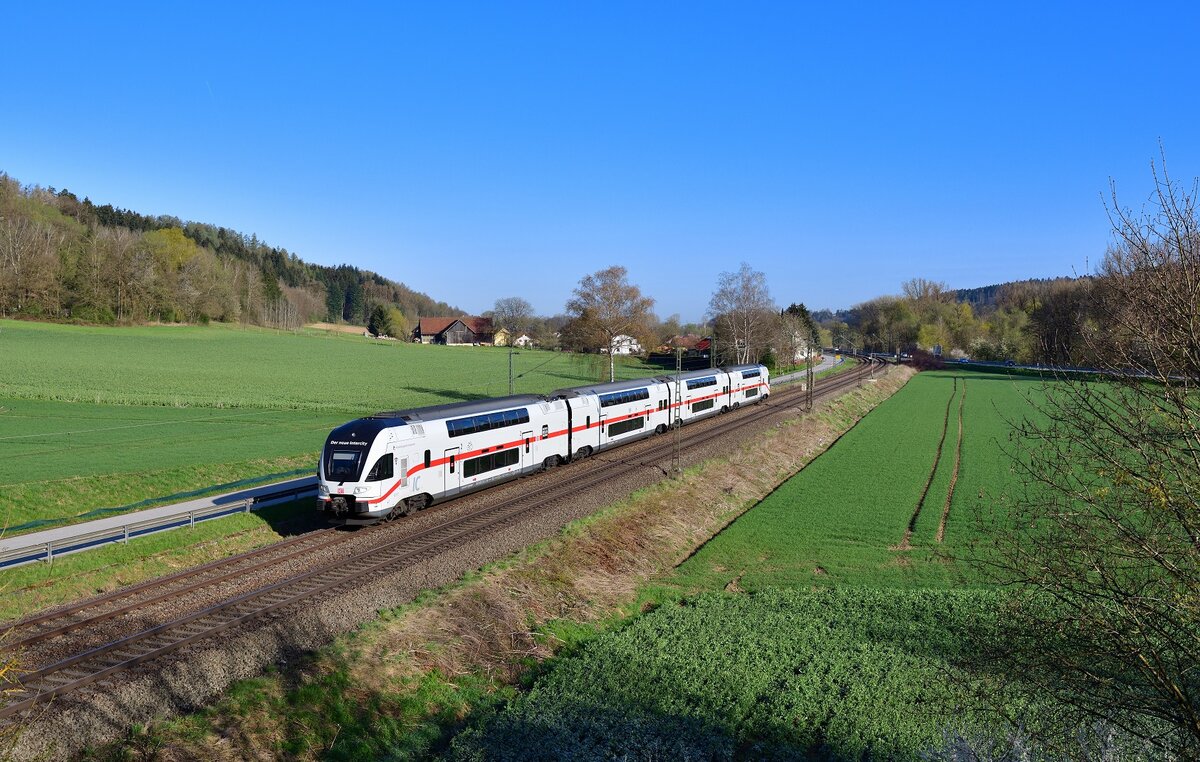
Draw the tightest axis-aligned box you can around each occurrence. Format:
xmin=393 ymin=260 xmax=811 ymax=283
xmin=353 ymin=486 xmax=371 ymax=495
xmin=317 ymin=483 xmax=329 ymax=497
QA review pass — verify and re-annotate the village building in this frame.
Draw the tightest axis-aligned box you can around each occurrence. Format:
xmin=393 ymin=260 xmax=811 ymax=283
xmin=664 ymin=334 xmax=712 ymax=357
xmin=599 ymin=334 xmax=642 ymax=355
xmin=412 ymin=316 xmax=495 ymax=345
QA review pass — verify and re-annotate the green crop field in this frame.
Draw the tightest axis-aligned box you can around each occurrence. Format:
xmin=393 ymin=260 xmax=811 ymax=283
xmin=0 ymin=320 xmax=662 ymax=533
xmin=452 ymin=371 xmax=1060 ymax=760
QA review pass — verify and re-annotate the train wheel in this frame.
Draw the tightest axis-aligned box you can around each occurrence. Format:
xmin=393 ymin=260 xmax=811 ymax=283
xmin=542 ymin=456 xmax=559 ymax=471
xmin=405 ymin=494 xmax=430 ymax=513
xmin=721 ymin=405 xmax=729 ymax=414
xmin=732 ymin=402 xmax=740 ymax=410
xmin=574 ymin=446 xmax=593 ymax=459
xmin=655 ymin=424 xmax=667 ymax=435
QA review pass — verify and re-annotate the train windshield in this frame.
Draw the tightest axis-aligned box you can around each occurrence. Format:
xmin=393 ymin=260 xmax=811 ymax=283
xmin=326 ymin=450 xmax=363 ymax=481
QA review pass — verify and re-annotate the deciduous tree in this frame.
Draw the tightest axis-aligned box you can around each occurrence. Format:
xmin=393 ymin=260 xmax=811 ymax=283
xmin=973 ymin=158 xmax=1200 ymax=756
xmin=564 ymin=266 xmax=655 ymax=382
xmin=709 ymin=263 xmax=775 ymax=364
xmin=493 ymin=296 xmax=535 ymax=345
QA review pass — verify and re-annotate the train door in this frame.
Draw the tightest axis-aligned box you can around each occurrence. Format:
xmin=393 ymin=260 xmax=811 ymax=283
xmin=521 ymin=430 xmax=533 ymax=469
xmin=443 ymin=447 xmax=460 ymax=496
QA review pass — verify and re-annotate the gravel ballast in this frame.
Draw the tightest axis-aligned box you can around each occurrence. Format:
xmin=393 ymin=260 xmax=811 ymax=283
xmin=7 ymin=371 xmax=889 ymax=760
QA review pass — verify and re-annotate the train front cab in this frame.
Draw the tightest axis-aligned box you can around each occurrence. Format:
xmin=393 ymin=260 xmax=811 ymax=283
xmin=318 ymin=415 xmax=415 ymax=524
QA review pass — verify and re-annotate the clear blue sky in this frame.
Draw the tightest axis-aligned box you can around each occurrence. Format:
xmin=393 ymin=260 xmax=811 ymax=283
xmin=4 ymin=2 xmax=1198 ymax=322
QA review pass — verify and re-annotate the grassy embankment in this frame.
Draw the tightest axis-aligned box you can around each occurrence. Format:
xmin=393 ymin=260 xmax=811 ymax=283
xmin=80 ymin=365 xmax=918 ymax=760
xmin=452 ymin=371 xmax=1044 ymax=759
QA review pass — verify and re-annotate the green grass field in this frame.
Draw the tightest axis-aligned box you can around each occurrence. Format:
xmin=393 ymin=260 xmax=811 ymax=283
xmin=451 ymin=371 xmax=1055 ymax=760
xmin=0 ymin=320 xmax=661 ymax=533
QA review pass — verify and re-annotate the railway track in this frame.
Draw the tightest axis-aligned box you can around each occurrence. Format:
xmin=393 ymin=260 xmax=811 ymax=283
xmin=0 ymin=359 xmax=882 ymax=722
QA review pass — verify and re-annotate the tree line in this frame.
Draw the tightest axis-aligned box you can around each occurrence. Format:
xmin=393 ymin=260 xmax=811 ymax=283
xmin=0 ymin=172 xmax=459 ymax=328
xmin=485 ymin=263 xmax=818 ymax=383
xmin=815 ymin=274 xmax=1097 ymax=365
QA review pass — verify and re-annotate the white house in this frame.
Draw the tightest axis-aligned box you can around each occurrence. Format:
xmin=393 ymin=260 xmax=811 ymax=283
xmin=600 ymin=335 xmax=642 ymax=355
xmin=513 ymin=334 xmax=535 ymax=348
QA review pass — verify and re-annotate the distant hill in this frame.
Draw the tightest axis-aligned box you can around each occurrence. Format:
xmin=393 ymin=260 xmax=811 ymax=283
xmin=0 ymin=171 xmax=460 ymax=328
xmin=954 ymin=276 xmax=1090 ymax=313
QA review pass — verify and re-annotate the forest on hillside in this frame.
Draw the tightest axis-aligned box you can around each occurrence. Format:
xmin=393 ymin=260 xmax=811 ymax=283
xmin=0 ymin=172 xmax=459 ymax=330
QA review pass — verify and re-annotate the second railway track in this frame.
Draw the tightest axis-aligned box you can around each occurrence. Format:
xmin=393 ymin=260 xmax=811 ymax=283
xmin=0 ymin=359 xmax=882 ymax=723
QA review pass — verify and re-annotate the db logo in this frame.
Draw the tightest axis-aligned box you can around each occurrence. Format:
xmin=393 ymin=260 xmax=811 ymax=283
xmin=337 ymin=487 xmax=345 ymax=494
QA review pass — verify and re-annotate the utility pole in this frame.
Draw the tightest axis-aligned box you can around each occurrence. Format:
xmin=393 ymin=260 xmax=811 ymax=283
xmin=805 ymin=329 xmax=815 ymax=411
xmin=508 ymin=345 xmax=518 ymax=396
xmin=672 ymin=346 xmax=682 ymax=477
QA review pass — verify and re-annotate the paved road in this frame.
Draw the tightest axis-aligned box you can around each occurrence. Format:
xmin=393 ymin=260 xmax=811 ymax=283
xmin=0 ymin=476 xmax=316 ymax=568
xmin=773 ymin=354 xmax=843 ymax=385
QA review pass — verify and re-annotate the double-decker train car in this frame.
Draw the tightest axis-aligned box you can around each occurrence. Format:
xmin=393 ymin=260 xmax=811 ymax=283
xmin=723 ymin=363 xmax=769 ymax=408
xmin=551 ymin=377 xmax=673 ymax=455
xmin=318 ymin=363 xmax=770 ymax=524
xmin=665 ymin=364 xmax=770 ymax=425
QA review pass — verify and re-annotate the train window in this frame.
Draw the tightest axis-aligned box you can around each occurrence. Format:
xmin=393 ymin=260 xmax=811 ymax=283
xmin=586 ymin=416 xmax=591 ymax=429
xmin=365 ymin=454 xmax=394 ymax=482
xmin=327 ymin=450 xmax=361 ymax=481
xmin=424 ymin=449 xmax=431 ymax=469
xmin=525 ymin=438 xmax=530 ymax=453
xmin=450 ymin=455 xmax=456 ymax=473
xmin=463 ymin=448 xmax=519 ymax=478
xmin=447 ymin=408 xmax=531 ymax=438
xmin=541 ymin=424 xmax=549 ymax=439
xmin=691 ymin=399 xmax=715 ymax=413
xmin=746 ymin=388 xmax=758 ymax=397
xmin=686 ymin=376 xmax=717 ymax=390
xmin=742 ymin=369 xmax=761 ymax=379
xmin=608 ymin=416 xmax=645 ymax=437
xmin=599 ymin=388 xmax=649 ymax=407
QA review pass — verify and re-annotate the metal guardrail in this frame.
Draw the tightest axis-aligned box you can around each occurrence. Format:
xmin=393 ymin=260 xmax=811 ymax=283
xmin=0 ymin=482 xmax=317 ymax=571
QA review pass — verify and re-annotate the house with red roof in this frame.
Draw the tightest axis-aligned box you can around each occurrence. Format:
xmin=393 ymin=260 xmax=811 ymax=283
xmin=412 ymin=316 xmax=495 ymax=345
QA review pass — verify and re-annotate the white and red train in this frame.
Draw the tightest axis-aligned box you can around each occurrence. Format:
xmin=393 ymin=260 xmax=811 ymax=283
xmin=318 ymin=364 xmax=769 ymax=524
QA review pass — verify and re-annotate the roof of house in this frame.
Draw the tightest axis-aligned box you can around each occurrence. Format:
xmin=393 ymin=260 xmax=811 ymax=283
xmin=465 ymin=316 xmax=494 ymax=334
xmin=416 ymin=316 xmax=494 ymax=336
xmin=670 ymin=334 xmax=711 ymax=351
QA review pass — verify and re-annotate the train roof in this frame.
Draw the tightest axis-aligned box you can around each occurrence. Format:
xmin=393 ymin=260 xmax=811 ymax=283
xmin=368 ymin=393 xmax=547 ymax=423
xmin=551 ymin=377 xmax=662 ymax=398
xmin=720 ymin=364 xmax=767 ymax=374
xmin=654 ymin=368 xmax=727 ymax=383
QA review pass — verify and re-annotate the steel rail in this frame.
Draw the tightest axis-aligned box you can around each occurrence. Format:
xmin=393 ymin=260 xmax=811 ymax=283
xmin=0 ymin=527 xmax=360 ymax=651
xmin=0 ymin=360 xmax=880 ymax=721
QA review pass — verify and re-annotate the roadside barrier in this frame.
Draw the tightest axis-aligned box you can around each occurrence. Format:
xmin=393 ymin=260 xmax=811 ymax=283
xmin=0 ymin=480 xmax=317 ymax=570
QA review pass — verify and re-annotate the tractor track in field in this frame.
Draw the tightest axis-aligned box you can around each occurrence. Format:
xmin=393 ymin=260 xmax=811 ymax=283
xmin=898 ymin=376 xmax=958 ymax=550
xmin=1 ymin=360 xmax=885 ymax=750
xmin=936 ymin=378 xmax=966 ymax=543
